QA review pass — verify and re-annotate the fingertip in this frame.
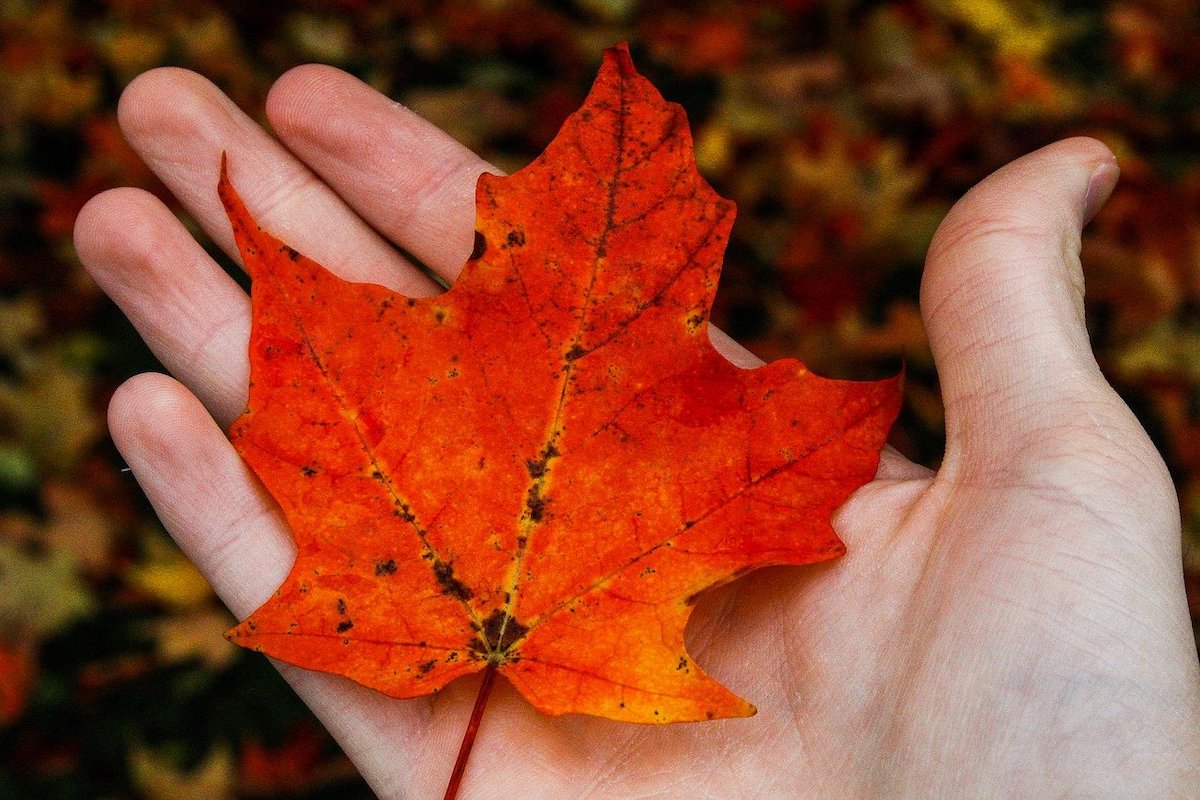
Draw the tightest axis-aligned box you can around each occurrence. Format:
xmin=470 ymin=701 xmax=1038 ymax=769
xmin=1047 ymin=135 xmax=1116 ymax=162
xmin=1036 ymin=137 xmax=1119 ymax=225
xmin=73 ymin=187 xmax=128 ymax=263
xmin=920 ymin=137 xmax=1126 ymax=475
xmin=1083 ymin=159 xmax=1120 ymax=225
xmin=108 ymin=372 xmax=202 ymax=459
xmin=116 ymin=67 xmax=234 ymax=219
xmin=118 ymin=66 xmax=225 ymax=144
xmin=74 ymin=187 xmax=165 ymax=265
xmin=265 ymin=63 xmax=349 ymax=137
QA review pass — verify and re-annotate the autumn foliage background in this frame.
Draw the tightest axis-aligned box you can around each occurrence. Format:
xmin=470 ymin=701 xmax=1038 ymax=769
xmin=1 ymin=1 xmax=1198 ymax=797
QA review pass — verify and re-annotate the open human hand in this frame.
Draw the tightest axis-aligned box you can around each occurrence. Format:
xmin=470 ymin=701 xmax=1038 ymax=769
xmin=75 ymin=63 xmax=1200 ymax=797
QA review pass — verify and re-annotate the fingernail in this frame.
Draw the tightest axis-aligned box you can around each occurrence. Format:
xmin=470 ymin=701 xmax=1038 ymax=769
xmin=1082 ymin=159 xmax=1119 ymax=224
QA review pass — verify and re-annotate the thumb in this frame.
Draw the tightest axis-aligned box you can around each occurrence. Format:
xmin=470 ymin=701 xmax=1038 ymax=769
xmin=920 ymin=137 xmax=1122 ymax=478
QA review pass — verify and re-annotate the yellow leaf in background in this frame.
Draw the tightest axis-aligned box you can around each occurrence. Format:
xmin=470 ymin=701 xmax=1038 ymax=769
xmin=0 ymin=364 xmax=101 ymax=474
xmin=930 ymin=0 xmax=1062 ymax=60
xmin=285 ymin=12 xmax=354 ymax=63
xmin=783 ymin=132 xmax=927 ymax=253
xmin=96 ymin=25 xmax=168 ymax=82
xmin=143 ymin=609 xmax=238 ymax=670
xmin=1114 ymin=321 xmax=1200 ymax=383
xmin=694 ymin=120 xmax=733 ymax=176
xmin=0 ymin=298 xmax=102 ymax=476
xmin=0 ymin=540 xmax=94 ymax=637
xmin=127 ymin=532 xmax=214 ymax=609
xmin=0 ymin=298 xmax=42 ymax=368
xmin=130 ymin=743 xmax=235 ymax=800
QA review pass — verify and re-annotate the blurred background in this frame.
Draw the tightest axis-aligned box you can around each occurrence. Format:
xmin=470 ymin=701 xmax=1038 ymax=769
xmin=1 ymin=0 xmax=1198 ymax=797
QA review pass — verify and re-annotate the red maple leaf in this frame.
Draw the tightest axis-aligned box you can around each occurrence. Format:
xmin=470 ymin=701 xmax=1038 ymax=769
xmin=221 ymin=44 xmax=900 ymax=794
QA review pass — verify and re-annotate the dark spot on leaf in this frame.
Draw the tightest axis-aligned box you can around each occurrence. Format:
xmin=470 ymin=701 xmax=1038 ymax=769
xmin=418 ymin=659 xmax=438 ymax=675
xmin=375 ymin=559 xmax=397 ymax=576
xmin=446 ymin=652 xmax=458 ymax=663
xmin=406 ymin=297 xmax=417 ymax=307
xmin=676 ymin=656 xmax=687 ymax=671
xmin=337 ymin=620 xmax=354 ymax=633
xmin=370 ymin=469 xmax=383 ymax=480
xmin=528 ymin=502 xmax=544 ymax=522
xmin=525 ymin=485 xmax=546 ymax=523
xmin=336 ymin=598 xmax=347 ymax=615
xmin=433 ymin=561 xmax=473 ymax=601
xmin=470 ymin=231 xmax=486 ymax=260
xmin=434 ymin=308 xmax=447 ymax=323
xmin=525 ymin=442 xmax=561 ymax=478
xmin=505 ymin=229 xmax=525 ymax=247
xmin=564 ymin=344 xmax=586 ymax=361
xmin=278 ymin=244 xmax=300 ymax=261
xmin=470 ymin=609 xmax=529 ymax=658
xmin=301 ymin=465 xmax=317 ymax=477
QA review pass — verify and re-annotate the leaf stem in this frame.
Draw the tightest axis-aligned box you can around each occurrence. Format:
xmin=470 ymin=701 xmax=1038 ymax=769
xmin=443 ymin=662 xmax=498 ymax=800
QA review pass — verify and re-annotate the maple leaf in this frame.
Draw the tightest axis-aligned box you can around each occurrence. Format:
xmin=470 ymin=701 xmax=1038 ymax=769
xmin=223 ymin=45 xmax=900 ymax=726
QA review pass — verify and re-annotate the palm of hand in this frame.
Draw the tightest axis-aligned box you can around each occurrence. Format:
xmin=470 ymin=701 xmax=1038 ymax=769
xmin=493 ymin=449 xmax=1188 ymax=797
xmin=76 ymin=64 xmax=1200 ymax=798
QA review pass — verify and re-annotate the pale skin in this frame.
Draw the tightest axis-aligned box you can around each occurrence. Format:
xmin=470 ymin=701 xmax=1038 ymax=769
xmin=75 ymin=64 xmax=1200 ymax=797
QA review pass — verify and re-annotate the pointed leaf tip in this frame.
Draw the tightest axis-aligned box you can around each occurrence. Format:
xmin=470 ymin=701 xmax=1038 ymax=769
xmin=604 ymin=42 xmax=636 ymax=76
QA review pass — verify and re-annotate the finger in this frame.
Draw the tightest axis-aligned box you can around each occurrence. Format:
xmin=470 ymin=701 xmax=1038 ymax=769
xmin=108 ymin=372 xmax=292 ymax=616
xmin=920 ymin=137 xmax=1122 ymax=476
xmin=117 ymin=67 xmax=440 ymax=296
xmin=266 ymin=64 xmax=490 ymax=281
xmin=75 ymin=188 xmax=250 ymax=426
